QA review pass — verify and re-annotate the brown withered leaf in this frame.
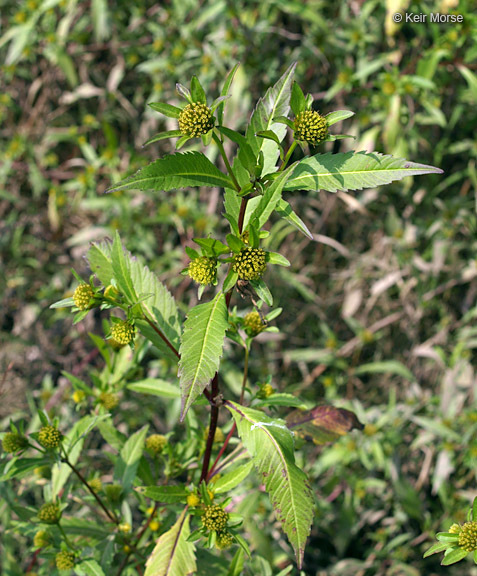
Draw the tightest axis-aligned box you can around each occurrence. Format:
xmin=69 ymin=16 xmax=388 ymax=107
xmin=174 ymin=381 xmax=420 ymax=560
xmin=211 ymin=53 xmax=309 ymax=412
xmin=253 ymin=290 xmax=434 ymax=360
xmin=286 ymin=405 xmax=364 ymax=445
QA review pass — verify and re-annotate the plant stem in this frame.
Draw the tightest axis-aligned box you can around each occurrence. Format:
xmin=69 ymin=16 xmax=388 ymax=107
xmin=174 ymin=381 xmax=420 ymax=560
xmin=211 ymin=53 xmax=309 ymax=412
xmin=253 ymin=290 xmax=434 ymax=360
xmin=61 ymin=451 xmax=118 ymax=524
xmin=200 ymin=373 xmax=220 ymax=482
xmin=240 ymin=346 xmax=249 ymax=404
xmin=143 ymin=315 xmax=180 ymax=359
xmin=213 ymin=133 xmax=241 ymax=192
xmin=58 ymin=520 xmax=75 ymax=550
xmin=279 ymin=140 xmax=297 ymax=171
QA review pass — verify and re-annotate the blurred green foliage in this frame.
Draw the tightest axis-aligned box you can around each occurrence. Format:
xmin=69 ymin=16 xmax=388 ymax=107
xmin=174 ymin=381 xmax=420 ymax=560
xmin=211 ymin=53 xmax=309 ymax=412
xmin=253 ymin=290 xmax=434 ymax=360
xmin=1 ymin=0 xmax=476 ymax=574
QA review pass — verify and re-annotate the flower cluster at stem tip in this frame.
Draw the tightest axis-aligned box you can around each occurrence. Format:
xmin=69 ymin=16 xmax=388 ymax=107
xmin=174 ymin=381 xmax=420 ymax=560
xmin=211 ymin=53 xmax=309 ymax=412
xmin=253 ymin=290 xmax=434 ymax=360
xmin=99 ymin=391 xmax=119 ymax=410
xmin=110 ymin=320 xmax=135 ymax=345
xmin=243 ymin=310 xmax=265 ymax=336
xmin=145 ymin=434 xmax=167 ymax=455
xmin=73 ymin=283 xmax=94 ymax=310
xmin=37 ymin=502 xmax=61 ymax=524
xmin=202 ymin=504 xmax=228 ymax=532
xmin=294 ymin=110 xmax=328 ymax=145
xmin=33 ymin=529 xmax=52 ymax=548
xmin=55 ymin=550 xmax=75 ymax=570
xmin=2 ymin=431 xmax=28 ymax=453
xmin=178 ymin=102 xmax=214 ymax=137
xmin=38 ymin=425 xmax=62 ymax=449
xmin=188 ymin=256 xmax=217 ymax=285
xmin=458 ymin=521 xmax=477 ymax=552
xmin=232 ymin=248 xmax=266 ymax=281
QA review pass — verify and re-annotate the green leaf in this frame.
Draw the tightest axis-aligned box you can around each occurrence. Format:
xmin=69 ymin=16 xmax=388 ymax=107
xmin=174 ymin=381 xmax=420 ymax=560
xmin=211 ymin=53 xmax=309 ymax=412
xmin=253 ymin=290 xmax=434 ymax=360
xmin=284 ymin=151 xmax=443 ymax=193
xmin=290 ymin=82 xmax=306 ymax=116
xmin=222 ymin=269 xmax=238 ymax=294
xmin=253 ymin=394 xmax=305 ymax=409
xmin=325 ymin=110 xmax=355 ymax=126
xmin=436 ymin=532 xmax=460 ymax=543
xmin=249 ymin=166 xmax=294 ymax=230
xmin=226 ymin=234 xmax=245 ymax=253
xmin=87 ymin=240 xmax=114 ymax=286
xmin=91 ymin=0 xmax=110 ymax=42
xmin=286 ymin=405 xmax=364 ymax=444
xmin=255 ymin=130 xmax=282 ymax=147
xmin=212 ymin=461 xmax=254 ymax=494
xmin=441 ymin=547 xmax=468 ymax=565
xmin=191 ymin=75 xmax=207 ymax=105
xmin=143 ymin=130 xmax=183 ymax=147
xmin=1 ymin=458 xmax=51 ymax=481
xmin=275 ymin=199 xmax=313 ymax=239
xmin=246 ymin=63 xmax=296 ymax=175
xmin=148 ymin=102 xmax=183 ymax=119
xmin=267 ymin=252 xmax=291 ymax=267
xmin=107 ymin=152 xmax=235 ymax=193
xmin=423 ymin=542 xmax=451 ymax=558
xmin=249 ymin=278 xmax=273 ymax=306
xmin=354 ymin=360 xmax=415 ymax=382
xmin=115 ymin=425 xmax=149 ymax=493
xmin=193 ymin=238 xmax=230 ymax=257
xmin=217 ymin=63 xmax=239 ymax=125
xmin=473 ymin=496 xmax=477 ymax=521
xmin=178 ymin=293 xmax=228 ymax=419
xmin=112 ymin=231 xmax=137 ymax=303
xmin=145 ymin=509 xmax=196 ymax=576
xmin=128 ymin=378 xmax=180 ymax=398
xmin=75 ymin=559 xmax=106 ymax=576
xmin=225 ymin=401 xmax=314 ymax=568
xmin=129 ymin=257 xmax=181 ymax=359
xmin=137 ymin=485 xmax=188 ymax=503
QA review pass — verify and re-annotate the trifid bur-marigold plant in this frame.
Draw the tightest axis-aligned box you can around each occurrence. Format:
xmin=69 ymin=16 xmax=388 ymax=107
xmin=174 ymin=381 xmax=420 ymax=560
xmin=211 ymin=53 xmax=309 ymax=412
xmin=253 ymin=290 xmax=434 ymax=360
xmin=1 ymin=62 xmax=439 ymax=574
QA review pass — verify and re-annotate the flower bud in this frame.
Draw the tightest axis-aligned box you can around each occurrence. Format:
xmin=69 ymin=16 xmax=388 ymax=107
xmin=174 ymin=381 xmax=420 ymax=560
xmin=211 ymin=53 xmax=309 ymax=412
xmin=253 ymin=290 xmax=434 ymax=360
xmin=178 ymin=103 xmax=214 ymax=137
xmin=232 ymin=248 xmax=266 ymax=281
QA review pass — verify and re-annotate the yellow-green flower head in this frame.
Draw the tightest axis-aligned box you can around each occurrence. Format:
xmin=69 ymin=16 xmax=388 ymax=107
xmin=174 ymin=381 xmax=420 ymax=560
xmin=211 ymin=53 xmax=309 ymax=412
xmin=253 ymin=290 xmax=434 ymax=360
xmin=187 ymin=492 xmax=201 ymax=507
xmin=73 ymin=283 xmax=94 ymax=310
xmin=149 ymin=519 xmax=161 ymax=532
xmin=99 ymin=391 xmax=119 ymax=410
xmin=2 ymin=431 xmax=28 ymax=453
xmin=37 ymin=502 xmax=61 ymax=524
xmin=178 ymin=102 xmax=214 ymax=137
xmin=232 ymin=248 xmax=266 ymax=281
xmin=38 ymin=425 xmax=62 ymax=449
xmin=188 ymin=257 xmax=217 ymax=286
xmin=110 ymin=320 xmax=135 ymax=345
xmin=202 ymin=504 xmax=229 ymax=532
xmin=294 ymin=110 xmax=328 ymax=145
xmin=105 ymin=484 xmax=123 ymax=503
xmin=118 ymin=522 xmax=132 ymax=533
xmin=458 ymin=521 xmax=477 ymax=552
xmin=55 ymin=550 xmax=75 ymax=570
xmin=72 ymin=389 xmax=85 ymax=403
xmin=448 ymin=523 xmax=461 ymax=534
xmin=244 ymin=310 xmax=265 ymax=336
xmin=257 ymin=383 xmax=274 ymax=399
xmin=88 ymin=477 xmax=102 ymax=492
xmin=33 ymin=529 xmax=52 ymax=548
xmin=145 ymin=434 xmax=167 ymax=455
xmin=216 ymin=530 xmax=234 ymax=550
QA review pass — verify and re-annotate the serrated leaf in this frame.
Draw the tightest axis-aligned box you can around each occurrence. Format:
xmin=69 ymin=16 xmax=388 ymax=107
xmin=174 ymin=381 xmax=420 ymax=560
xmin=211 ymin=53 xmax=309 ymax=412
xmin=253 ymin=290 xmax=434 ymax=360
xmin=284 ymin=151 xmax=443 ymax=193
xmin=246 ymin=63 xmax=296 ymax=175
xmin=225 ymin=401 xmax=314 ymax=568
xmin=441 ymin=547 xmax=468 ymax=565
xmin=114 ymin=425 xmax=149 ymax=493
xmin=178 ymin=293 xmax=228 ymax=419
xmin=75 ymin=559 xmax=106 ymax=576
xmin=145 ymin=509 xmax=196 ymax=576
xmin=275 ymin=199 xmax=313 ymax=239
xmin=287 ymin=405 xmax=364 ymax=445
xmin=249 ymin=166 xmax=294 ymax=230
xmin=212 ymin=461 xmax=254 ymax=494
xmin=129 ymin=258 xmax=181 ymax=359
xmin=138 ymin=485 xmax=188 ymax=503
xmin=87 ymin=240 xmax=114 ymax=286
xmin=112 ymin=231 xmax=137 ymax=303
xmin=128 ymin=378 xmax=180 ymax=398
xmin=107 ymin=152 xmax=234 ymax=193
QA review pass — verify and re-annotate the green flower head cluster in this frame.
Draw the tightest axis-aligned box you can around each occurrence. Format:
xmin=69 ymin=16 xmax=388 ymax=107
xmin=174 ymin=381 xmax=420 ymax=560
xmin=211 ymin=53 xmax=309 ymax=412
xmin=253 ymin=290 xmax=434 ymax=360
xmin=88 ymin=477 xmax=102 ymax=492
xmin=232 ymin=248 xmax=266 ymax=281
xmin=459 ymin=521 xmax=477 ymax=552
xmin=243 ymin=310 xmax=265 ymax=336
xmin=38 ymin=425 xmax=62 ymax=449
xmin=33 ymin=529 xmax=52 ymax=548
xmin=110 ymin=320 xmax=135 ymax=345
xmin=105 ymin=484 xmax=123 ymax=503
xmin=216 ymin=530 xmax=234 ymax=550
xmin=73 ymin=283 xmax=94 ymax=310
xmin=202 ymin=504 xmax=229 ymax=532
xmin=55 ymin=550 xmax=75 ymax=570
xmin=99 ymin=391 xmax=119 ymax=410
xmin=178 ymin=102 xmax=214 ymax=137
xmin=257 ymin=382 xmax=274 ymax=399
xmin=2 ymin=431 xmax=28 ymax=453
xmin=188 ymin=256 xmax=217 ymax=286
xmin=294 ymin=110 xmax=328 ymax=145
xmin=37 ymin=502 xmax=61 ymax=524
xmin=145 ymin=433 xmax=167 ymax=455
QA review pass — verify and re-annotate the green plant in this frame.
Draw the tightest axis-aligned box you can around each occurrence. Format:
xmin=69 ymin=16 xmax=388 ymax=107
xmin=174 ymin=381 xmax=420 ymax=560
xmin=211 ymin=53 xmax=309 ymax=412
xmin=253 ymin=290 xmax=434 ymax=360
xmin=2 ymin=63 xmax=443 ymax=574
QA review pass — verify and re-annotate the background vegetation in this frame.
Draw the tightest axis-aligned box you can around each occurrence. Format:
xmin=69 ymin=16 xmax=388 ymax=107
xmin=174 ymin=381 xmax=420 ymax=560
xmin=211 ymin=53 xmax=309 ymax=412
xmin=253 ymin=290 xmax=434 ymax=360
xmin=1 ymin=0 xmax=476 ymax=574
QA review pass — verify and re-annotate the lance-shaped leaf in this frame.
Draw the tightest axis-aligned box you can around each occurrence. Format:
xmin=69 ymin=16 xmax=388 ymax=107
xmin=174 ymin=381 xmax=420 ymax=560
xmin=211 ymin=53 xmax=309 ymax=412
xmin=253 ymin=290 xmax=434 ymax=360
xmin=114 ymin=425 xmax=149 ymax=493
xmin=178 ymin=292 xmax=228 ymax=419
xmin=284 ymin=151 xmax=443 ymax=193
xmin=245 ymin=62 xmax=296 ymax=175
xmin=286 ymin=405 xmax=364 ymax=445
xmin=248 ymin=165 xmax=295 ymax=230
xmin=225 ymin=401 xmax=314 ymax=568
xmin=87 ymin=240 xmax=114 ymax=286
xmin=275 ymin=199 xmax=313 ymax=239
xmin=145 ymin=509 xmax=196 ymax=576
xmin=107 ymin=152 xmax=235 ymax=193
xmin=112 ymin=231 xmax=137 ymax=303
